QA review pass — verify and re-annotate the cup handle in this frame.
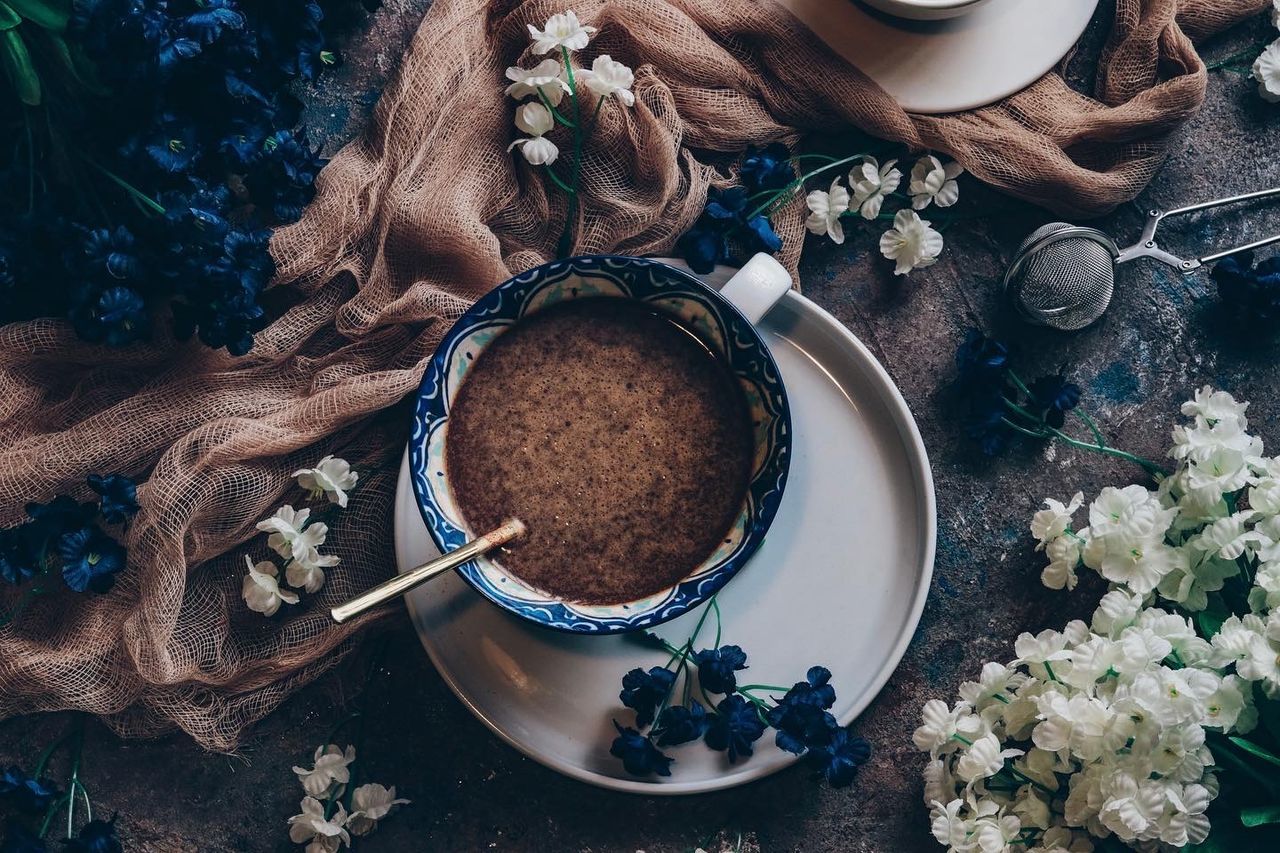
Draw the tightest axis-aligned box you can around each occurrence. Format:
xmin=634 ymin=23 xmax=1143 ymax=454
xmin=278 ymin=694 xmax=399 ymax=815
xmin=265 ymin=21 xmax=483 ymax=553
xmin=717 ymin=253 xmax=793 ymax=325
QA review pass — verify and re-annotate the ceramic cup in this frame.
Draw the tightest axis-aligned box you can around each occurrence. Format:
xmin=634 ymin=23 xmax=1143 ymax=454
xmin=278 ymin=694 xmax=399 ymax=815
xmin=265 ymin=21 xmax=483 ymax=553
xmin=861 ymin=0 xmax=995 ymax=21
xmin=409 ymin=254 xmax=793 ymax=634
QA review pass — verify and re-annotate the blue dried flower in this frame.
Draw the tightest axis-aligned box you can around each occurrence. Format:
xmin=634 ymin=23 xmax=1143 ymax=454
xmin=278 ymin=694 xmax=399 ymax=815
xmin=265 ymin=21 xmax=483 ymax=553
xmin=744 ymin=214 xmax=782 ymax=254
xmin=954 ymin=329 xmax=1008 ymax=387
xmin=766 ymin=666 xmax=838 ymax=755
xmin=653 ymin=701 xmax=709 ymax=747
xmin=619 ymin=666 xmax=675 ymax=728
xmin=705 ymin=186 xmax=749 ymax=221
xmin=808 ymin=727 xmax=870 ymax=788
xmin=88 ymin=474 xmax=140 ymax=525
xmin=740 ymin=143 xmax=793 ymax=193
xmin=57 ymin=527 xmax=126 ymax=593
xmin=183 ymin=0 xmax=245 ymax=45
xmin=676 ymin=223 xmax=728 ymax=275
xmin=692 ymin=645 xmax=748 ymax=695
xmin=24 ymin=496 xmax=96 ymax=539
xmin=0 ymin=767 xmax=59 ymax=814
xmin=64 ymin=816 xmax=122 ymax=853
xmin=609 ymin=722 xmax=673 ymax=777
xmin=703 ymin=694 xmax=766 ymax=763
xmin=966 ymin=384 xmax=1013 ymax=456
xmin=1212 ymin=251 xmax=1280 ymax=329
xmin=72 ymin=287 xmax=149 ymax=347
xmin=1028 ymin=374 xmax=1082 ymax=429
xmin=82 ymin=227 xmax=141 ymax=281
xmin=250 ymin=128 xmax=325 ymax=221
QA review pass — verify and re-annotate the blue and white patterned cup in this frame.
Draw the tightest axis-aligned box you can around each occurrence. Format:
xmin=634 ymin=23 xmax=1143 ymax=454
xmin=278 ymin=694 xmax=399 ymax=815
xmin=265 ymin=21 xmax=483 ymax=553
xmin=409 ymin=254 xmax=792 ymax=634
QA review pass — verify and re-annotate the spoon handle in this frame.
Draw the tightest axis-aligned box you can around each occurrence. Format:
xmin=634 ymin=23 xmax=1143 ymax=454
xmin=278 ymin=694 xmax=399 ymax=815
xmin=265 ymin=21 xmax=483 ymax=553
xmin=329 ymin=518 xmax=526 ymax=624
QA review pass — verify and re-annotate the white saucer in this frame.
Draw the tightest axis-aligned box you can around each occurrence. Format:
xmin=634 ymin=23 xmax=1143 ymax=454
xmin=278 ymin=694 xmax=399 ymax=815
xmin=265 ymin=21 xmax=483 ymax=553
xmin=393 ymin=261 xmax=936 ymax=794
xmin=776 ymin=0 xmax=1100 ymax=114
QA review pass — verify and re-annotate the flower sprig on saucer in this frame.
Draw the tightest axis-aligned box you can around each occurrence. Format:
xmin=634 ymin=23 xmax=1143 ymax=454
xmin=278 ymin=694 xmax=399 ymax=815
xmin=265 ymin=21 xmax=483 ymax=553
xmin=953 ymin=329 xmax=1166 ymax=476
xmin=676 ymin=143 xmax=963 ymax=278
xmin=242 ymin=455 xmax=358 ymax=616
xmin=504 ymin=10 xmax=637 ymax=256
xmin=610 ymin=598 xmax=872 ymax=787
xmin=0 ymin=474 xmax=140 ymax=627
xmin=0 ymin=714 xmax=124 ymax=852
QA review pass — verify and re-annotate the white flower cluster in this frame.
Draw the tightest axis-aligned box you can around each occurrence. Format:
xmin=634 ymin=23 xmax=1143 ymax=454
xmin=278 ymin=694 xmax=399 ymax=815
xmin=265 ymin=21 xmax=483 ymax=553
xmin=804 ymin=154 xmax=959 ymax=276
xmin=287 ymin=743 xmax=409 ymax=852
xmin=918 ymin=387 xmax=1280 ymax=852
xmin=242 ymin=456 xmax=357 ymax=615
xmin=505 ymin=11 xmax=634 ymax=166
xmin=1252 ymin=1 xmax=1280 ymax=102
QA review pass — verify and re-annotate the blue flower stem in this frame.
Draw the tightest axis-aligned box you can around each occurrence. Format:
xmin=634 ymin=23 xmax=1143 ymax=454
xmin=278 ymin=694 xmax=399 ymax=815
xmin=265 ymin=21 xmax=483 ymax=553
xmin=556 ymin=46 xmax=584 ymax=259
xmin=1005 ymin=762 xmax=1054 ymax=796
xmin=1074 ymin=406 xmax=1107 ymax=447
xmin=64 ymin=718 xmax=85 ymax=839
xmin=544 ymin=167 xmax=574 ymax=194
xmin=711 ymin=597 xmax=721 ymax=649
xmin=735 ymin=684 xmax=790 ymax=693
xmin=1000 ymin=392 xmax=1166 ymax=477
xmin=39 ymin=792 xmax=71 ymax=839
xmin=75 ymin=152 xmax=166 ymax=216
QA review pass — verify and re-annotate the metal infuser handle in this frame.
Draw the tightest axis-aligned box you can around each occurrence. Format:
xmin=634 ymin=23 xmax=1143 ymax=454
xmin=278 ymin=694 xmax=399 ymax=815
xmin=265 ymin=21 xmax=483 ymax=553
xmin=1115 ymin=186 xmax=1280 ymax=272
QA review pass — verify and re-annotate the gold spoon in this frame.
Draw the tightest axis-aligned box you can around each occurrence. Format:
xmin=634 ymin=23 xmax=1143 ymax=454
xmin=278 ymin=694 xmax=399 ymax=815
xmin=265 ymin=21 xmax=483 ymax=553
xmin=329 ymin=518 xmax=526 ymax=624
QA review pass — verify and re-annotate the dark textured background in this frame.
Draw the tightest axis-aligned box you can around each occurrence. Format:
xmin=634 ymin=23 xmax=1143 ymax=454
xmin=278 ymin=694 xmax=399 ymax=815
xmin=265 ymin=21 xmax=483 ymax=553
xmin=3 ymin=1 xmax=1280 ymax=850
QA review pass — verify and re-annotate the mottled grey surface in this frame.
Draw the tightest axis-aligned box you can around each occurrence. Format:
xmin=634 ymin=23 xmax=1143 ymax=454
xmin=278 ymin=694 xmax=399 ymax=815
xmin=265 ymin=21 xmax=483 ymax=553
xmin=3 ymin=2 xmax=1280 ymax=851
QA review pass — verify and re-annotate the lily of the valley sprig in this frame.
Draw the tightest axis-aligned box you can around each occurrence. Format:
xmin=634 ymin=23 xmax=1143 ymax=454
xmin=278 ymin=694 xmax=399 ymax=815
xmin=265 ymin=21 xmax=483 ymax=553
xmin=505 ymin=11 xmax=636 ymax=256
xmin=288 ymin=743 xmax=408 ymax=851
xmin=242 ymin=456 xmax=359 ymax=616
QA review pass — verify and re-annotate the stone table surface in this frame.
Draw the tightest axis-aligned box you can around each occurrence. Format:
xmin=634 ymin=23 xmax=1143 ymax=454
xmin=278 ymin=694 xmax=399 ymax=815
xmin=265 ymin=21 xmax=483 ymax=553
xmin=3 ymin=2 xmax=1280 ymax=851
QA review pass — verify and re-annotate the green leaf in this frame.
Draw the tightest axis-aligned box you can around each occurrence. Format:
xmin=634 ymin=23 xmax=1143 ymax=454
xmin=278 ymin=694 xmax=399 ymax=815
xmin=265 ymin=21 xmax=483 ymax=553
xmin=1229 ymin=736 xmax=1280 ymax=769
xmin=0 ymin=3 xmax=21 ymax=29
xmin=6 ymin=0 xmax=68 ymax=31
xmin=1197 ymin=594 xmax=1230 ymax=639
xmin=0 ymin=28 xmax=40 ymax=104
xmin=1242 ymin=805 xmax=1280 ymax=827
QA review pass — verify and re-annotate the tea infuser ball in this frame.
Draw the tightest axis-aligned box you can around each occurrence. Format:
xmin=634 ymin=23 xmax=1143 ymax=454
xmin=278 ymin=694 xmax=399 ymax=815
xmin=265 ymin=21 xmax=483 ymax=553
xmin=1003 ymin=187 xmax=1280 ymax=331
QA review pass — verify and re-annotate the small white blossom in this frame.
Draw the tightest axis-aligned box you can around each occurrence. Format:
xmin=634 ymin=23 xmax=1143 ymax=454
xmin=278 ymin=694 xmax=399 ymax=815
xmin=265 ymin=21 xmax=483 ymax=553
xmin=909 ymin=155 xmax=963 ymax=210
xmin=1253 ymin=38 xmax=1280 ymax=103
xmin=288 ymin=796 xmax=350 ymax=853
xmin=1041 ymin=533 xmax=1082 ymax=591
xmin=286 ymin=551 xmax=339 ymax=594
xmin=508 ymin=102 xmax=559 ymax=165
xmin=293 ymin=744 xmax=357 ymax=798
xmin=804 ymin=178 xmax=850 ymax=244
xmin=346 ymin=783 xmax=410 ymax=836
xmin=879 ymin=209 xmax=943 ymax=276
xmin=850 ymin=157 xmax=901 ymax=220
xmin=504 ymin=58 xmax=569 ymax=105
xmin=955 ymin=732 xmax=1023 ymax=783
xmin=257 ymin=505 xmax=329 ymax=564
xmin=1031 ymin=493 xmax=1083 ymax=549
xmin=241 ymin=556 xmax=298 ymax=616
xmin=576 ymin=55 xmax=635 ymax=106
xmin=294 ymin=455 xmax=359 ymax=508
xmin=527 ymin=10 xmax=596 ymax=55
xmin=1181 ymin=385 xmax=1248 ymax=424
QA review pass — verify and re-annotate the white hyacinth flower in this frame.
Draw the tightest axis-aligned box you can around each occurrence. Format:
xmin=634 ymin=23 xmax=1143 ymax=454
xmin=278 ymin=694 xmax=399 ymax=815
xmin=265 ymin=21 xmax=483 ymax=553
xmin=577 ymin=54 xmax=635 ymax=106
xmin=508 ymin=102 xmax=560 ymax=166
xmin=288 ymin=796 xmax=350 ymax=853
xmin=1253 ymin=38 xmax=1280 ymax=103
xmin=294 ymin=455 xmax=359 ymax=508
xmin=955 ymin=732 xmax=1023 ymax=783
xmin=527 ymin=10 xmax=596 ymax=55
xmin=345 ymin=783 xmax=411 ymax=836
xmin=504 ymin=58 xmax=569 ymax=105
xmin=257 ymin=504 xmax=331 ymax=568
xmin=909 ymin=154 xmax=963 ymax=210
xmin=286 ymin=550 xmax=339 ymax=595
xmin=850 ymin=157 xmax=901 ymax=220
xmin=293 ymin=744 xmax=357 ymax=799
xmin=804 ymin=178 xmax=850 ymax=244
xmin=241 ymin=556 xmax=299 ymax=616
xmin=879 ymin=209 xmax=944 ymax=276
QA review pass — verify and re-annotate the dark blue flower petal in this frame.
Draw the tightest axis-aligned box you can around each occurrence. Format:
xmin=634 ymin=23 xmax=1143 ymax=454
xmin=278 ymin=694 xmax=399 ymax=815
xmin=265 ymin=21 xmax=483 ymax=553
xmin=744 ymin=214 xmax=782 ymax=253
xmin=808 ymin=727 xmax=871 ymax=787
xmin=87 ymin=474 xmax=140 ymax=525
xmin=676 ymin=225 xmax=728 ymax=275
xmin=0 ymin=766 xmax=59 ymax=814
xmin=766 ymin=666 xmax=839 ymax=754
xmin=57 ymin=527 xmax=126 ymax=593
xmin=692 ymin=645 xmax=748 ymax=695
xmin=954 ymin=329 xmax=1008 ymax=386
xmin=63 ymin=815 xmax=122 ymax=853
xmin=653 ymin=701 xmax=709 ymax=747
xmin=703 ymin=694 xmax=766 ymax=763
xmin=740 ymin=143 xmax=793 ymax=194
xmin=1028 ymin=374 xmax=1082 ymax=429
xmin=705 ymin=186 xmax=749 ymax=221
xmin=1 ymin=818 xmax=47 ymax=852
xmin=609 ymin=722 xmax=672 ymax=777
xmin=619 ymin=666 xmax=676 ymax=728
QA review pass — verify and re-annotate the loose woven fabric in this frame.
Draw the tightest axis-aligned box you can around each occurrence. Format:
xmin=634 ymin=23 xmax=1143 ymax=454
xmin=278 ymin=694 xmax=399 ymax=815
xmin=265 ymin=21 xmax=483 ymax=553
xmin=0 ymin=0 xmax=1266 ymax=750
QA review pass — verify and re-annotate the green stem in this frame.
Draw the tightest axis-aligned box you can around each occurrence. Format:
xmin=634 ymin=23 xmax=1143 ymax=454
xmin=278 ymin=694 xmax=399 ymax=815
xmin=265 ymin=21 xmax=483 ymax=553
xmin=76 ymin=154 xmax=166 ymax=216
xmin=39 ymin=793 xmax=71 ymax=839
xmin=1075 ymin=406 xmax=1107 ymax=447
xmin=544 ymin=167 xmax=574 ymax=195
xmin=745 ymin=153 xmax=868 ymax=221
xmin=736 ymin=684 xmax=791 ymax=693
xmin=65 ymin=721 xmax=84 ymax=839
xmin=557 ymin=46 xmax=584 ymax=258
xmin=1043 ymin=661 xmax=1059 ymax=682
xmin=1006 ymin=764 xmax=1055 ymax=796
xmin=711 ymin=598 xmax=722 ymax=649
xmin=591 ymin=94 xmax=604 ymax=123
xmin=536 ymin=88 xmax=576 ymax=128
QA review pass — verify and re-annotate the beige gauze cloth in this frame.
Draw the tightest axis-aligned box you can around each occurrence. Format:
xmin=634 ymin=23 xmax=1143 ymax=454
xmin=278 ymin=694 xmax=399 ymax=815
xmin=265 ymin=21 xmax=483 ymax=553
xmin=0 ymin=0 xmax=1267 ymax=750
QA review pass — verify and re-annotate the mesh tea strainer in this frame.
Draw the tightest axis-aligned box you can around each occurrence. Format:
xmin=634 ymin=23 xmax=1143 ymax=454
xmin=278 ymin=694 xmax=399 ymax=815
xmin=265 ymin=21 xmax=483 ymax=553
xmin=1004 ymin=186 xmax=1280 ymax=331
